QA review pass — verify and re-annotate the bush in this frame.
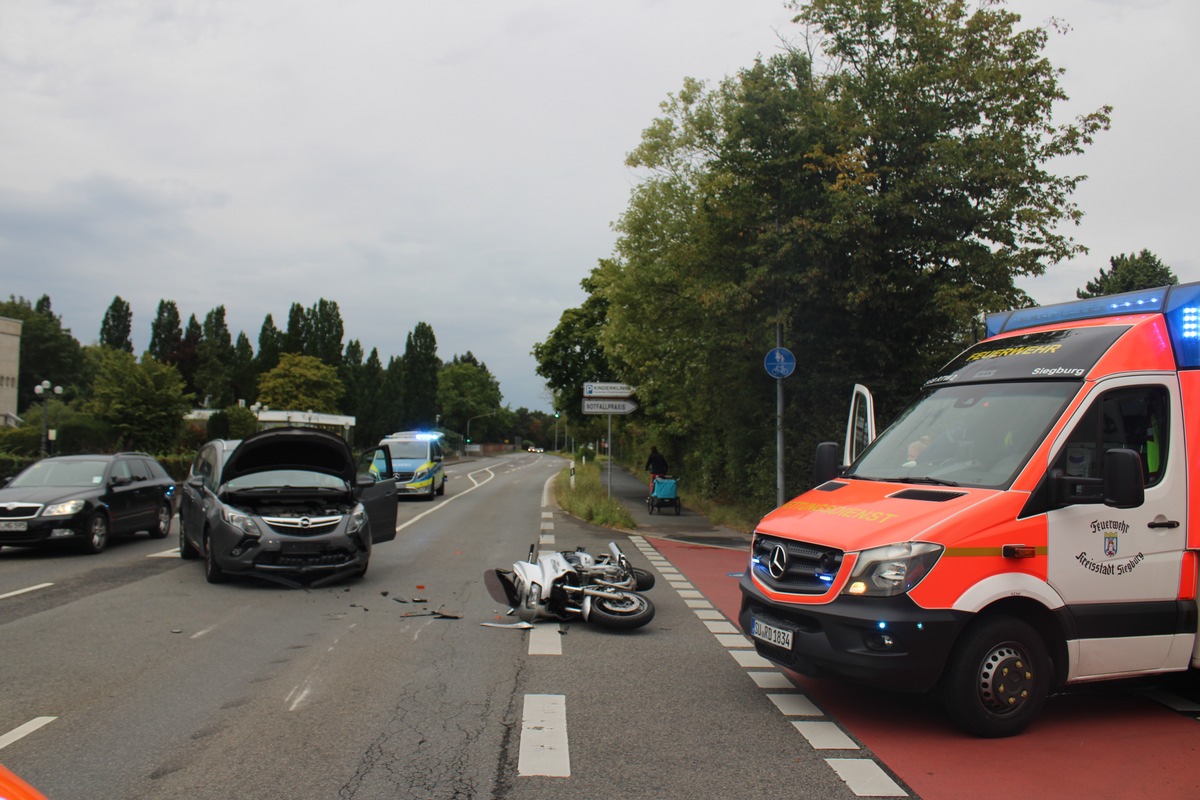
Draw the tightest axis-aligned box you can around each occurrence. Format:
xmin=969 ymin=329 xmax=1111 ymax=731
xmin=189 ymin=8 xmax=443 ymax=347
xmin=553 ymin=460 xmax=635 ymax=529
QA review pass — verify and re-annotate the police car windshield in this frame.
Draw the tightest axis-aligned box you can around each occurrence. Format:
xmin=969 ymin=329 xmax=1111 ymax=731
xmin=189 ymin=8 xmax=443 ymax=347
xmin=384 ymin=441 xmax=428 ymax=460
xmin=846 ymin=381 xmax=1079 ymax=490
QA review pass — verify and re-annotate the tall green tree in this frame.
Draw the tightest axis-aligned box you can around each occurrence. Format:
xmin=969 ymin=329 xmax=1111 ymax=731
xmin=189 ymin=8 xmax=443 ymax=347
xmin=195 ymin=306 xmax=235 ymax=408
xmin=257 ymin=353 xmax=344 ymax=414
xmin=147 ymin=300 xmax=183 ymax=365
xmin=307 ymin=299 xmax=344 ymax=366
xmin=438 ymin=354 xmax=502 ymax=438
xmin=401 ymin=322 xmax=440 ymax=428
xmin=230 ymin=332 xmax=257 ymax=405
xmin=256 ymin=314 xmax=282 ymax=374
xmin=176 ymin=315 xmax=202 ymax=397
xmin=533 ymin=274 xmax=613 ymax=416
xmin=0 ymin=295 xmax=85 ymax=413
xmin=581 ymin=0 xmax=1109 ymax=509
xmin=99 ymin=296 xmax=134 ymax=353
xmin=85 ymin=347 xmax=192 ymax=452
xmin=283 ymin=302 xmax=309 ymax=355
xmin=1076 ymin=249 xmax=1178 ymax=298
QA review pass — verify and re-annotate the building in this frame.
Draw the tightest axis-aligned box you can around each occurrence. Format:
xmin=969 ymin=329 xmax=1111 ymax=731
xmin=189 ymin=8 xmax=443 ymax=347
xmin=0 ymin=317 xmax=21 ymax=428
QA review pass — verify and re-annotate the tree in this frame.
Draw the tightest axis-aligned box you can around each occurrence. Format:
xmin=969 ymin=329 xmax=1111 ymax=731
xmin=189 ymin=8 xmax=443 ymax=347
xmin=256 ymin=353 xmax=344 ymax=414
xmin=256 ymin=314 xmax=282 ymax=374
xmin=176 ymin=315 xmax=202 ymax=397
xmin=283 ymin=302 xmax=309 ymax=355
xmin=195 ymin=306 xmax=235 ymax=408
xmin=307 ymin=299 xmax=344 ymax=366
xmin=1077 ymin=250 xmax=1178 ymax=298
xmin=0 ymin=295 xmax=85 ymax=413
xmin=401 ymin=322 xmax=440 ymax=428
xmin=438 ymin=356 xmax=502 ymax=438
xmin=99 ymin=296 xmax=134 ymax=353
xmin=85 ymin=348 xmax=192 ymax=452
xmin=533 ymin=274 xmax=613 ymax=414
xmin=147 ymin=300 xmax=183 ymax=365
xmin=588 ymin=0 xmax=1108 ymax=510
xmin=231 ymin=332 xmax=257 ymax=405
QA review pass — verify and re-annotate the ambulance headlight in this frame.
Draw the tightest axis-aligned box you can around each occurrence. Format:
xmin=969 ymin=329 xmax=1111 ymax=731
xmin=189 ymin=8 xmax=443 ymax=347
xmin=844 ymin=542 xmax=943 ymax=597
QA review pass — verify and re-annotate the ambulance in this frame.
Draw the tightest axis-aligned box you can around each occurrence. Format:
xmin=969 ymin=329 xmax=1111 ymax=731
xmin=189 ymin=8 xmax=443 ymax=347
xmin=739 ymin=281 xmax=1200 ymax=737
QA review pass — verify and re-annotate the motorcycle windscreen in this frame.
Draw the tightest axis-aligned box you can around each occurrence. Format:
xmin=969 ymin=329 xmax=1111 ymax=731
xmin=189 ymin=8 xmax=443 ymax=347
xmin=485 ymin=569 xmax=521 ymax=607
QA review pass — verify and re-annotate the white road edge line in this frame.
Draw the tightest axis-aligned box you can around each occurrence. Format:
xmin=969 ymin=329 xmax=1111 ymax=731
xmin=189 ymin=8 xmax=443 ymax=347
xmin=518 ymin=694 xmax=570 ymax=777
xmin=0 ymin=583 xmax=54 ymax=601
xmin=0 ymin=717 xmax=56 ymax=751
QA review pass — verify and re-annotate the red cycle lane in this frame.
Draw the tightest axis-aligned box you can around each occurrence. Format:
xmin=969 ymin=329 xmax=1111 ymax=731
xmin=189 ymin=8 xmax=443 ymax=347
xmin=649 ymin=536 xmax=1200 ymax=800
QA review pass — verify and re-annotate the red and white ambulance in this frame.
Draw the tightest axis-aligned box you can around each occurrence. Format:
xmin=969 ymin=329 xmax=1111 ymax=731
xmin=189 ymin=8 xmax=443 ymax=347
xmin=739 ymin=282 xmax=1200 ymax=736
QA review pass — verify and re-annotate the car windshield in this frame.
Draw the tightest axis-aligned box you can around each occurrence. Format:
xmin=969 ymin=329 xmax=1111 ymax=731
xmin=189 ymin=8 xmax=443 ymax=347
xmin=846 ymin=381 xmax=1080 ymax=489
xmin=9 ymin=459 xmax=108 ymax=488
xmin=384 ymin=442 xmax=428 ymax=460
xmin=224 ymin=469 xmax=349 ymax=492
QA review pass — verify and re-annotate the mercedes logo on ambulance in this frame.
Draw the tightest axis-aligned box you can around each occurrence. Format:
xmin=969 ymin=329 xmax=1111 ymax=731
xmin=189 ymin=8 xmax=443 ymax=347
xmin=768 ymin=544 xmax=789 ymax=579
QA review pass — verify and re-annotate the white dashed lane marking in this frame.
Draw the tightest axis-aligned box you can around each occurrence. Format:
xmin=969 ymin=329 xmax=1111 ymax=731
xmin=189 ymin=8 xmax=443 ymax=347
xmin=626 ymin=534 xmax=908 ymax=798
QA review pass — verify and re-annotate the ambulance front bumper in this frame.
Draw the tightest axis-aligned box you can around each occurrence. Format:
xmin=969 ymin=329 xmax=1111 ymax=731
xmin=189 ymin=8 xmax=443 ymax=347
xmin=738 ymin=573 xmax=971 ymax=692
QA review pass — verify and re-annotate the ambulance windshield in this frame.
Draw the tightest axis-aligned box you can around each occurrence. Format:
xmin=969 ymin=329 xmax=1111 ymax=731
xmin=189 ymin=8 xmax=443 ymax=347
xmin=846 ymin=381 xmax=1079 ymax=489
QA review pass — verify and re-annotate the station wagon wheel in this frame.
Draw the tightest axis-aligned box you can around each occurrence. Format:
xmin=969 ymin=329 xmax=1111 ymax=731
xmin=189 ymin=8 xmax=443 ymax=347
xmin=149 ymin=502 xmax=172 ymax=539
xmin=179 ymin=520 xmax=200 ymax=560
xmin=80 ymin=512 xmax=108 ymax=554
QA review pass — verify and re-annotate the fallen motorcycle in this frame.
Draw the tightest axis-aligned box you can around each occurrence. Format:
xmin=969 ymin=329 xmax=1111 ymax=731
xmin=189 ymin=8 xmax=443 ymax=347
xmin=485 ymin=542 xmax=655 ymax=630
xmin=560 ymin=542 xmax=655 ymax=592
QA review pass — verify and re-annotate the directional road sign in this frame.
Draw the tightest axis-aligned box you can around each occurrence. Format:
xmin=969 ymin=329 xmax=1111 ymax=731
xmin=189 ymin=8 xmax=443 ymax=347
xmin=583 ymin=382 xmax=635 ymax=398
xmin=582 ymin=398 xmax=639 ymax=415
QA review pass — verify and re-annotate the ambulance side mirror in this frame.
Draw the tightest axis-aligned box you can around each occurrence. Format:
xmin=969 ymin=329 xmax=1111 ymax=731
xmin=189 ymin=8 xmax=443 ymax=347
xmin=1103 ymin=448 xmax=1144 ymax=509
xmin=813 ymin=442 xmax=841 ymax=486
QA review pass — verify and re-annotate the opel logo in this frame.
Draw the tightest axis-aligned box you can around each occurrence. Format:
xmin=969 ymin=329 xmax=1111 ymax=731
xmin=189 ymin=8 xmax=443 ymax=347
xmin=768 ymin=544 xmax=789 ymax=579
xmin=299 ymin=517 xmax=311 ymax=528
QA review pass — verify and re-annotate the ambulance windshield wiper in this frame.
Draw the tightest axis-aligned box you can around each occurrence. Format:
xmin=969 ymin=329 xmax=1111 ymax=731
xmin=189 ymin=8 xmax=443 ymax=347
xmin=904 ymin=476 xmax=960 ymax=487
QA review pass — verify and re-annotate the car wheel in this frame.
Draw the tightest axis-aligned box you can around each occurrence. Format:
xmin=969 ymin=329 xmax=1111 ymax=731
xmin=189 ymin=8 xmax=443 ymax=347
xmin=426 ymin=480 xmax=436 ymax=501
xmin=80 ymin=512 xmax=109 ymax=554
xmin=437 ymin=477 xmax=446 ymax=496
xmin=149 ymin=502 xmax=172 ymax=539
xmin=204 ymin=531 xmax=227 ymax=584
xmin=179 ymin=518 xmax=200 ymax=560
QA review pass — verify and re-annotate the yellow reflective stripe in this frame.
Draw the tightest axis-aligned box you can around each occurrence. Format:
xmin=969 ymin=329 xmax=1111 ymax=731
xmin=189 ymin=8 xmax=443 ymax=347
xmin=942 ymin=546 xmax=1048 ymax=557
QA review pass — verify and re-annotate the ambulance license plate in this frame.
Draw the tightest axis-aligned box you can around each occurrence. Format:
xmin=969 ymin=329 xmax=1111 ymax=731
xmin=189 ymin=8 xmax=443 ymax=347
xmin=751 ymin=618 xmax=793 ymax=650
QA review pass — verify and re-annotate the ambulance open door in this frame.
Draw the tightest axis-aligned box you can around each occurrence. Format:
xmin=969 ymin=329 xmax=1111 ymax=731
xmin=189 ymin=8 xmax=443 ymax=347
xmin=843 ymin=384 xmax=875 ymax=466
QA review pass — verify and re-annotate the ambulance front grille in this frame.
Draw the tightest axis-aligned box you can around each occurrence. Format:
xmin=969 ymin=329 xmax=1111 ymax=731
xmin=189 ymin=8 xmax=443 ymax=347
xmin=750 ymin=534 xmax=843 ymax=595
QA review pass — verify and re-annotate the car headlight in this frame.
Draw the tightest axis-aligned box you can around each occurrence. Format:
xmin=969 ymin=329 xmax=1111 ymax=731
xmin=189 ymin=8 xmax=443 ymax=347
xmin=220 ymin=507 xmax=262 ymax=538
xmin=42 ymin=499 xmax=86 ymax=517
xmin=843 ymin=542 xmax=943 ymax=597
xmin=348 ymin=504 xmax=366 ymax=534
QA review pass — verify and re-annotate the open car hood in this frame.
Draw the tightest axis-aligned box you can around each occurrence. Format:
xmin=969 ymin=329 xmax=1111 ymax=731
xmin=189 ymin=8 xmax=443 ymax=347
xmin=221 ymin=427 xmax=356 ymax=485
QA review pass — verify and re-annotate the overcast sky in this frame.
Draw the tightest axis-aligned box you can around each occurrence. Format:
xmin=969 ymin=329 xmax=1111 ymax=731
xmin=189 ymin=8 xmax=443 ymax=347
xmin=2 ymin=0 xmax=1196 ymax=412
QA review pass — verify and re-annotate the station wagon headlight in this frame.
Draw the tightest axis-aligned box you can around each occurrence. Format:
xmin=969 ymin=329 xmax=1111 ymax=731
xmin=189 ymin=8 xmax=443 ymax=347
xmin=43 ymin=499 xmax=85 ymax=517
xmin=221 ymin=507 xmax=262 ymax=538
xmin=844 ymin=542 xmax=943 ymax=597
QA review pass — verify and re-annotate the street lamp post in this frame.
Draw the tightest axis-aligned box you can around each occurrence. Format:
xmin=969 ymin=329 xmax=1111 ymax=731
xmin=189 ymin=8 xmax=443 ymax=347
xmin=33 ymin=380 xmax=63 ymax=457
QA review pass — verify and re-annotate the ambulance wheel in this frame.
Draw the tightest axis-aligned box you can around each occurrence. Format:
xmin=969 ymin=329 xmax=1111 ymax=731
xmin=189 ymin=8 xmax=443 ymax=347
xmin=941 ymin=616 xmax=1050 ymax=738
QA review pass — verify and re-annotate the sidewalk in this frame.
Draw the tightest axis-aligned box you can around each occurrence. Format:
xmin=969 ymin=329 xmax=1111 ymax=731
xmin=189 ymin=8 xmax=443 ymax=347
xmin=600 ymin=463 xmax=752 ymax=551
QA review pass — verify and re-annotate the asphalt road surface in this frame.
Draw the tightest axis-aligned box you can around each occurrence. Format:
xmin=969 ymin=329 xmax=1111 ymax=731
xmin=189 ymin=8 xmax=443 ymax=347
xmin=0 ymin=453 xmax=866 ymax=800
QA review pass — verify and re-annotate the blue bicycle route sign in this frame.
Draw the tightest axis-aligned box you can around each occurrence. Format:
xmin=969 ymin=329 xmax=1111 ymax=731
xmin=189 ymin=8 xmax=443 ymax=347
xmin=764 ymin=347 xmax=796 ymax=379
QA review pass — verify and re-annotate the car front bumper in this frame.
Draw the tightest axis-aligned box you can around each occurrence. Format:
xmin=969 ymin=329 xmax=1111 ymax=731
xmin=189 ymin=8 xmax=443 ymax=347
xmin=208 ymin=523 xmax=369 ymax=581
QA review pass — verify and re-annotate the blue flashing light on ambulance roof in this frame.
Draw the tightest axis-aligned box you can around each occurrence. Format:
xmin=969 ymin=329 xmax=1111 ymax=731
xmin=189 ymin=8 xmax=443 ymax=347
xmin=985 ymin=281 xmax=1200 ymax=369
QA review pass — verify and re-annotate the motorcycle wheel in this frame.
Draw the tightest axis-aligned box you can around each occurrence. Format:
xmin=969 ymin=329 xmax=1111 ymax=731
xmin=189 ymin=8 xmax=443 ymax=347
xmin=632 ymin=567 xmax=655 ymax=591
xmin=587 ymin=590 xmax=654 ymax=630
